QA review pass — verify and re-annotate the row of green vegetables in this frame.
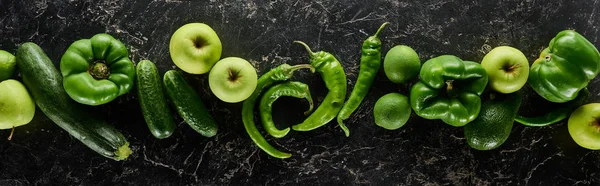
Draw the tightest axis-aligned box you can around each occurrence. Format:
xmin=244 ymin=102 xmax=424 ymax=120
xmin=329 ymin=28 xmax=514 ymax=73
xmin=0 ymin=22 xmax=599 ymax=161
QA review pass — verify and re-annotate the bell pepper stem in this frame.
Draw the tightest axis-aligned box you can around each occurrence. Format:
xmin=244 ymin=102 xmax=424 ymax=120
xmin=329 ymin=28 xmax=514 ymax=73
xmin=89 ymin=61 xmax=110 ymax=80
xmin=446 ymin=80 xmax=453 ymax=92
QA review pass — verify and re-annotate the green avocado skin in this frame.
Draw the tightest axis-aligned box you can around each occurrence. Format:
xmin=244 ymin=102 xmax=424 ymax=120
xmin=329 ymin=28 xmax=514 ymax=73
xmin=464 ymin=91 xmax=522 ymax=150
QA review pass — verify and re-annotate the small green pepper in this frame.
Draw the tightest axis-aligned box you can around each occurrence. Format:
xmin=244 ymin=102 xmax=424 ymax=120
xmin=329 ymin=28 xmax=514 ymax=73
xmin=60 ymin=33 xmax=136 ymax=106
xmin=292 ymin=41 xmax=347 ymax=132
xmin=410 ymin=55 xmax=488 ymax=127
xmin=242 ymin=64 xmax=314 ymax=159
xmin=529 ymin=30 xmax=600 ymax=103
xmin=337 ymin=22 xmax=389 ymax=137
xmin=259 ymin=81 xmax=314 ymax=138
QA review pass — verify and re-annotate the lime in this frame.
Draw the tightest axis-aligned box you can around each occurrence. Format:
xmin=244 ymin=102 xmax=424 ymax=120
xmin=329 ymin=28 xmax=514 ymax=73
xmin=0 ymin=50 xmax=16 ymax=81
xmin=383 ymin=45 xmax=421 ymax=84
xmin=373 ymin=92 xmax=411 ymax=130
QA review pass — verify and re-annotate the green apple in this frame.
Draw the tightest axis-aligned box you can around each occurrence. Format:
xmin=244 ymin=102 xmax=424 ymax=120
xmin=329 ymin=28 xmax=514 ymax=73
xmin=568 ymin=103 xmax=600 ymax=150
xmin=480 ymin=46 xmax=529 ymax=94
xmin=208 ymin=57 xmax=257 ymax=103
xmin=0 ymin=50 xmax=16 ymax=81
xmin=169 ymin=23 xmax=222 ymax=74
xmin=0 ymin=80 xmax=36 ymax=139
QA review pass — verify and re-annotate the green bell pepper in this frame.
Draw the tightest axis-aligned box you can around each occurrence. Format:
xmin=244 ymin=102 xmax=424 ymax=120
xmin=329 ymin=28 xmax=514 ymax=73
xmin=529 ymin=30 xmax=600 ymax=103
xmin=410 ymin=55 xmax=488 ymax=127
xmin=60 ymin=33 xmax=136 ymax=106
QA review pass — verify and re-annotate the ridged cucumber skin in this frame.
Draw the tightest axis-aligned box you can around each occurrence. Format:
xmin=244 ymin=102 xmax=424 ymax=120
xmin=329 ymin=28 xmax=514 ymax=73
xmin=136 ymin=60 xmax=176 ymax=139
xmin=163 ymin=70 xmax=218 ymax=137
xmin=17 ymin=42 xmax=131 ymax=160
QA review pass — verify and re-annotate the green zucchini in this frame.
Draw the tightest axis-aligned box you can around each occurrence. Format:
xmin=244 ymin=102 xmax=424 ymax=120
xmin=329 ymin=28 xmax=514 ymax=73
xmin=16 ymin=42 xmax=132 ymax=160
xmin=163 ymin=70 xmax=218 ymax=137
xmin=136 ymin=60 xmax=176 ymax=139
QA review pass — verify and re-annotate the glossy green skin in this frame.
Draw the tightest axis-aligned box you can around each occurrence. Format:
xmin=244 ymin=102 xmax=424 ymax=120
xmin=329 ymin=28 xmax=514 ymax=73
xmin=137 ymin=60 xmax=176 ymax=139
xmin=17 ymin=43 xmax=131 ymax=160
xmin=568 ymin=103 xmax=600 ymax=150
xmin=60 ymin=33 xmax=136 ymax=106
xmin=529 ymin=30 xmax=600 ymax=103
xmin=465 ymin=92 xmax=522 ymax=150
xmin=515 ymin=88 xmax=589 ymax=127
xmin=242 ymin=64 xmax=314 ymax=159
xmin=410 ymin=55 xmax=488 ymax=127
xmin=259 ymin=81 xmax=314 ymax=138
xmin=337 ymin=22 xmax=388 ymax=137
xmin=163 ymin=70 xmax=218 ymax=137
xmin=292 ymin=42 xmax=347 ymax=132
xmin=0 ymin=50 xmax=16 ymax=81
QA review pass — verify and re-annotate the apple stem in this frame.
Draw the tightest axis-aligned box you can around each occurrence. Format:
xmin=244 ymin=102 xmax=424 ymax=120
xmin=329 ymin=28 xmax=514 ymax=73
xmin=507 ymin=63 xmax=520 ymax=71
xmin=373 ymin=22 xmax=390 ymax=37
xmin=294 ymin=41 xmax=314 ymax=55
xmin=228 ymin=67 xmax=242 ymax=82
xmin=593 ymin=118 xmax=600 ymax=133
xmin=193 ymin=37 xmax=204 ymax=49
xmin=8 ymin=126 xmax=14 ymax=140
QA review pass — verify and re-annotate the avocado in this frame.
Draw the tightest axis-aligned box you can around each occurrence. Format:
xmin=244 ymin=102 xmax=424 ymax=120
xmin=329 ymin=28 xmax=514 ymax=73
xmin=464 ymin=91 xmax=522 ymax=150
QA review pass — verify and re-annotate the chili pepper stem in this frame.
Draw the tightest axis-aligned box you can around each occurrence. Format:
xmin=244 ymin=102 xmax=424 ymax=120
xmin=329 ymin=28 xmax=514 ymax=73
xmin=7 ymin=126 xmax=14 ymax=140
xmin=289 ymin=64 xmax=316 ymax=73
xmin=374 ymin=22 xmax=390 ymax=37
xmin=294 ymin=41 xmax=315 ymax=55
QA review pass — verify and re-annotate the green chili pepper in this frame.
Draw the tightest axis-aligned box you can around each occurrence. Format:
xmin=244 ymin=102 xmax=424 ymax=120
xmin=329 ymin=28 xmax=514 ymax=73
xmin=336 ymin=22 xmax=389 ymax=137
xmin=259 ymin=81 xmax=314 ymax=138
xmin=291 ymin=41 xmax=348 ymax=132
xmin=515 ymin=88 xmax=590 ymax=127
xmin=242 ymin=64 xmax=314 ymax=159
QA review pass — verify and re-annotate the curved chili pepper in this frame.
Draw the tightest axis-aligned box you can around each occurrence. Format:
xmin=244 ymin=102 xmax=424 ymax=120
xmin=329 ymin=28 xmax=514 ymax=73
xmin=259 ymin=81 xmax=314 ymax=138
xmin=291 ymin=41 xmax=347 ymax=132
xmin=242 ymin=64 xmax=314 ymax=159
xmin=515 ymin=88 xmax=590 ymax=127
xmin=337 ymin=22 xmax=389 ymax=137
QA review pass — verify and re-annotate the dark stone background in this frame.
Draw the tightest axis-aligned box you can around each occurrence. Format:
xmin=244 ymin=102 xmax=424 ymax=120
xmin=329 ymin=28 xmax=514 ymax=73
xmin=1 ymin=0 xmax=600 ymax=185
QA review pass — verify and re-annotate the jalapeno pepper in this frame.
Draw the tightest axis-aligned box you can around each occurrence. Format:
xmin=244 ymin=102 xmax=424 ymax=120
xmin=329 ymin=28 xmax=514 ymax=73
xmin=291 ymin=41 xmax=348 ymax=132
xmin=337 ymin=22 xmax=389 ymax=137
xmin=259 ymin=81 xmax=314 ymax=138
xmin=242 ymin=64 xmax=314 ymax=159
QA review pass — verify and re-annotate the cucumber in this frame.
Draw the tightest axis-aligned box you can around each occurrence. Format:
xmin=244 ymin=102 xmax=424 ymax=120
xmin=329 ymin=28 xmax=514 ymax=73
xmin=136 ymin=60 xmax=176 ymax=139
xmin=163 ymin=70 xmax=218 ymax=137
xmin=464 ymin=92 xmax=522 ymax=150
xmin=16 ymin=42 xmax=132 ymax=160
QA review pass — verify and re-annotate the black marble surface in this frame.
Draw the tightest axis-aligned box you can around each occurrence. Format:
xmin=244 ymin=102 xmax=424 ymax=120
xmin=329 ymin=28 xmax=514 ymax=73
xmin=1 ymin=0 xmax=600 ymax=185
